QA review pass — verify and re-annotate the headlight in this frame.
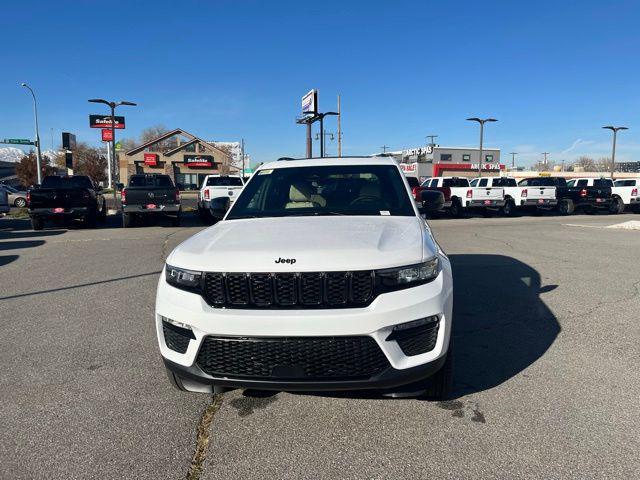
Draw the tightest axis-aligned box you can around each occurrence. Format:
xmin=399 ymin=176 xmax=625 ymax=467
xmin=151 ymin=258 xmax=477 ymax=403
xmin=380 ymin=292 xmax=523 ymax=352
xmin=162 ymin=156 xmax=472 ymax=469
xmin=165 ymin=265 xmax=202 ymax=291
xmin=376 ymin=257 xmax=439 ymax=290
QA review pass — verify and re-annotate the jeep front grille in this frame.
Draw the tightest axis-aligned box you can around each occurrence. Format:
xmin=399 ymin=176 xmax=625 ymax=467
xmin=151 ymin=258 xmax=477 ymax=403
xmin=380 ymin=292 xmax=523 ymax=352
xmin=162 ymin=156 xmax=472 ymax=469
xmin=203 ymin=271 xmax=374 ymax=309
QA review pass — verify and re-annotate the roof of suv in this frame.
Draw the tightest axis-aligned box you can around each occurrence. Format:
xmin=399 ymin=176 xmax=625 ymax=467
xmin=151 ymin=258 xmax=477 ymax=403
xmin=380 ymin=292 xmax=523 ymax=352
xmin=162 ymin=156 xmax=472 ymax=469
xmin=259 ymin=156 xmax=398 ymax=170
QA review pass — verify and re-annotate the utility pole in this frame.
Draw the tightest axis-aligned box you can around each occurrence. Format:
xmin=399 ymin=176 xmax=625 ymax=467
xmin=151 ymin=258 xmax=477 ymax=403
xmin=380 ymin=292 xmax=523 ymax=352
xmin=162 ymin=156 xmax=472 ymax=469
xmin=337 ymin=95 xmax=342 ymax=157
xmin=509 ymin=152 xmax=517 ymax=169
xmin=603 ymin=126 xmax=629 ymax=179
xmin=241 ymin=138 xmax=245 ymax=178
xmin=542 ymin=152 xmax=550 ymax=167
xmin=380 ymin=145 xmax=390 ymax=153
xmin=426 ymin=135 xmax=438 ymax=146
xmin=21 ymin=83 xmax=43 ymax=184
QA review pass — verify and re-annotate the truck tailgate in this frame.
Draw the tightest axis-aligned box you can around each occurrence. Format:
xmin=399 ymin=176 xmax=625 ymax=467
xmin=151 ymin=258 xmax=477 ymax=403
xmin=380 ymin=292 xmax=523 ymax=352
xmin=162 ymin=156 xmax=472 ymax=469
xmin=523 ymin=186 xmax=556 ymax=200
xmin=470 ymin=187 xmax=504 ymax=200
xmin=29 ymin=188 xmax=89 ymax=209
xmin=203 ymin=185 xmax=243 ymax=201
xmin=125 ymin=187 xmax=178 ymax=205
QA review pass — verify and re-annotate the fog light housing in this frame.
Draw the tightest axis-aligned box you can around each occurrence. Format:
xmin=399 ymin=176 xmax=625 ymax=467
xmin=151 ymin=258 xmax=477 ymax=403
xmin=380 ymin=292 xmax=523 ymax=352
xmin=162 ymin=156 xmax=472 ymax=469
xmin=386 ymin=316 xmax=440 ymax=356
xmin=161 ymin=316 xmax=195 ymax=354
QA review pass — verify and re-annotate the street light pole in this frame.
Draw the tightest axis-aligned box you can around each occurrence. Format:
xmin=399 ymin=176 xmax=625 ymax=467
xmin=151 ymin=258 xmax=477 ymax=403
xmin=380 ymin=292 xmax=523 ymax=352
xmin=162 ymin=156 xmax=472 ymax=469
xmin=88 ymin=98 xmax=137 ymax=208
xmin=603 ymin=126 xmax=628 ymax=179
xmin=466 ymin=117 xmax=497 ymax=178
xmin=21 ymin=83 xmax=43 ymax=184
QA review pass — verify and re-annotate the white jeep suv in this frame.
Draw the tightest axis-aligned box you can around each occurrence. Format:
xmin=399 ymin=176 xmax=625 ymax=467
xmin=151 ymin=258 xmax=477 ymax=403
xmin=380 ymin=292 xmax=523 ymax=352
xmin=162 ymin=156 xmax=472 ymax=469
xmin=156 ymin=157 xmax=454 ymax=398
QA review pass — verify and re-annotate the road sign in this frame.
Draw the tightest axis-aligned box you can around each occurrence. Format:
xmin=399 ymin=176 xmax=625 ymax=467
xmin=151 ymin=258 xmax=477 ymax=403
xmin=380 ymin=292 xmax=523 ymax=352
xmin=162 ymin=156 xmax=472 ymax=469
xmin=1 ymin=138 xmax=34 ymax=145
xmin=101 ymin=129 xmax=113 ymax=141
xmin=89 ymin=114 xmax=125 ymax=129
xmin=115 ymin=141 xmax=123 ymax=151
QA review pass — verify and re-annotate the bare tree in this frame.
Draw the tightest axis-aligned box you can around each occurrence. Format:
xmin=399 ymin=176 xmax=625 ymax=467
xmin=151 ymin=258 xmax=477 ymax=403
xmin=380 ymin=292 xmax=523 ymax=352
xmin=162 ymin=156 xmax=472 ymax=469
xmin=139 ymin=125 xmax=178 ymax=152
xmin=574 ymin=156 xmax=596 ymax=172
xmin=52 ymin=142 xmax=108 ymax=182
xmin=531 ymin=160 xmax=556 ymax=172
xmin=595 ymin=157 xmax=611 ymax=172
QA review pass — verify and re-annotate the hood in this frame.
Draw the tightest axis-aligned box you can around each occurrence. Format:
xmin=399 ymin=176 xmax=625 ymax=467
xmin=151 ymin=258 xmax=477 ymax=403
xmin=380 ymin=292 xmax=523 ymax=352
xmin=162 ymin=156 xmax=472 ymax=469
xmin=167 ymin=216 xmax=433 ymax=272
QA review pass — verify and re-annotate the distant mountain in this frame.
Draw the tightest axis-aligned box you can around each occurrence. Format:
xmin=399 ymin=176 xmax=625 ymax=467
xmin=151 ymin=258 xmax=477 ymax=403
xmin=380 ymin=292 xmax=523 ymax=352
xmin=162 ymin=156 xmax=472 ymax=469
xmin=0 ymin=147 xmax=60 ymax=163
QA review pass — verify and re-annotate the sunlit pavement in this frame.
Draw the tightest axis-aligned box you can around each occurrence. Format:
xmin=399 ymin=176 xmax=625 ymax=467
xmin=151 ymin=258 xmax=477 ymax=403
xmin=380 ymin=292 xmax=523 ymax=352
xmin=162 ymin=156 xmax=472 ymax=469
xmin=1 ymin=212 xmax=638 ymax=479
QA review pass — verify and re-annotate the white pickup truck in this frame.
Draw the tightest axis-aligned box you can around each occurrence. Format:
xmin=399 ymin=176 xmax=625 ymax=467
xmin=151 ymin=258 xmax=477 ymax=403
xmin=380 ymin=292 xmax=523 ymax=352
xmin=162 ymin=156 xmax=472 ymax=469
xmin=568 ymin=177 xmax=639 ymax=214
xmin=614 ymin=179 xmax=639 ymax=213
xmin=470 ymin=176 xmax=557 ymax=215
xmin=197 ymin=174 xmax=244 ymax=222
xmin=421 ymin=176 xmax=504 ymax=217
xmin=515 ymin=177 xmax=559 ymax=213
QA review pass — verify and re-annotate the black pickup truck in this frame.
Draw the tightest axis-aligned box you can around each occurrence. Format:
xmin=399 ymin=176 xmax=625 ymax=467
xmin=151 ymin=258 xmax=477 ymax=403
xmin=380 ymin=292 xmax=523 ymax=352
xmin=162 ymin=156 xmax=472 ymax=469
xmin=121 ymin=174 xmax=181 ymax=227
xmin=28 ymin=175 xmax=106 ymax=230
xmin=518 ymin=177 xmax=612 ymax=215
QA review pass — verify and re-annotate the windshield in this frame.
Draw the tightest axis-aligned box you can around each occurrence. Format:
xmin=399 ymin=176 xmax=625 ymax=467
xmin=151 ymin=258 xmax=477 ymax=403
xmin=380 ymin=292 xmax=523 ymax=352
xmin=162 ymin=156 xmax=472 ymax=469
xmin=206 ymin=177 xmax=243 ymax=187
xmin=226 ymin=164 xmax=415 ymax=219
xmin=42 ymin=176 xmax=93 ymax=189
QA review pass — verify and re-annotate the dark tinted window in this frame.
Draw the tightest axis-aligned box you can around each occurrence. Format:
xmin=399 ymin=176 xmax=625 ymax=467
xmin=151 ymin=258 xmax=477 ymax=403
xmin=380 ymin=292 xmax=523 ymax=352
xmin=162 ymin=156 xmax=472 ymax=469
xmin=406 ymin=177 xmax=420 ymax=188
xmin=227 ymin=164 xmax=415 ymax=219
xmin=576 ymin=179 xmax=588 ymax=187
xmin=519 ymin=177 xmax=560 ymax=187
xmin=478 ymin=179 xmax=488 ymax=187
xmin=614 ymin=180 xmax=636 ymax=187
xmin=594 ymin=179 xmax=613 ymax=187
xmin=42 ymin=176 xmax=93 ymax=189
xmin=129 ymin=175 xmax=174 ymax=187
xmin=443 ymin=178 xmax=469 ymax=187
xmin=491 ymin=177 xmax=517 ymax=187
xmin=206 ymin=176 xmax=243 ymax=187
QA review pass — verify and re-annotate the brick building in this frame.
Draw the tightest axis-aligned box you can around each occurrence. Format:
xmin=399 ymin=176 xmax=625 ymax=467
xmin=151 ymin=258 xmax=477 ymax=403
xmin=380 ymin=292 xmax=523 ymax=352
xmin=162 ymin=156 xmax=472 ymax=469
xmin=120 ymin=128 xmax=237 ymax=190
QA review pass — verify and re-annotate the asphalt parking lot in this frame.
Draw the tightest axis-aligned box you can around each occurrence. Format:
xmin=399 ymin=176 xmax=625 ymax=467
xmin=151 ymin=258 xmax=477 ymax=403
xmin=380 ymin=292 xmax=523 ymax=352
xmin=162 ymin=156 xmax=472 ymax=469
xmin=1 ymin=212 xmax=639 ymax=479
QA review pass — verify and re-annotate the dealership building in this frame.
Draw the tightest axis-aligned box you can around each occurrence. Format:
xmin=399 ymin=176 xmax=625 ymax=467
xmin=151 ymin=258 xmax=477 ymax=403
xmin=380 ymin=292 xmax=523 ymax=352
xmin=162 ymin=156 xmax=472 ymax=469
xmin=387 ymin=145 xmax=503 ymax=181
xmin=120 ymin=128 xmax=237 ymax=190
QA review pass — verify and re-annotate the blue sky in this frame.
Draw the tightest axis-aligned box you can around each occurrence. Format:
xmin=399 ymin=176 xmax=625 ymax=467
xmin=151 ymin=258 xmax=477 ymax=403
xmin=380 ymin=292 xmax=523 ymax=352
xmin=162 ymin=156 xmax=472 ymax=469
xmin=1 ymin=0 xmax=639 ymax=166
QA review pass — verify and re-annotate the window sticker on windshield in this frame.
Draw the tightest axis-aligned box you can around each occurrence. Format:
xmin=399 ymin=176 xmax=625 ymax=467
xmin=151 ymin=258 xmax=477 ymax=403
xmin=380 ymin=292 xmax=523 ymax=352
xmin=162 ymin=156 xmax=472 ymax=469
xmin=258 ymin=169 xmax=273 ymax=175
xmin=380 ymin=210 xmax=391 ymax=216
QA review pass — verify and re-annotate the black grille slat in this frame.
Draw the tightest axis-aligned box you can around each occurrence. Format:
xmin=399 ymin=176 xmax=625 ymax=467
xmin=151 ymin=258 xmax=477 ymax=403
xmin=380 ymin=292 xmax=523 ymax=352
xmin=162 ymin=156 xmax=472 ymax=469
xmin=350 ymin=271 xmax=374 ymax=303
xmin=202 ymin=270 xmax=375 ymax=309
xmin=249 ymin=273 xmax=273 ymax=306
xmin=226 ymin=273 xmax=249 ymax=305
xmin=196 ymin=336 xmax=390 ymax=380
xmin=274 ymin=273 xmax=297 ymax=306
xmin=300 ymin=272 xmax=323 ymax=305
xmin=203 ymin=273 xmax=226 ymax=305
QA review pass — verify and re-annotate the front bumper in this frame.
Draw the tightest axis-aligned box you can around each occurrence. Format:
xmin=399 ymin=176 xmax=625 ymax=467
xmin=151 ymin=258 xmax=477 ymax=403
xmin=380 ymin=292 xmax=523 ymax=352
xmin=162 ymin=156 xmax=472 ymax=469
xmin=155 ymin=256 xmax=454 ymax=390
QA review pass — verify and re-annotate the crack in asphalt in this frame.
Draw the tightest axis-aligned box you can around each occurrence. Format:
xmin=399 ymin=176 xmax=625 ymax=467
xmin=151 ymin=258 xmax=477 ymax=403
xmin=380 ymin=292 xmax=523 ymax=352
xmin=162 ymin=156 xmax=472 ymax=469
xmin=565 ymin=279 xmax=640 ymax=320
xmin=161 ymin=230 xmax=181 ymax=262
xmin=186 ymin=394 xmax=224 ymax=480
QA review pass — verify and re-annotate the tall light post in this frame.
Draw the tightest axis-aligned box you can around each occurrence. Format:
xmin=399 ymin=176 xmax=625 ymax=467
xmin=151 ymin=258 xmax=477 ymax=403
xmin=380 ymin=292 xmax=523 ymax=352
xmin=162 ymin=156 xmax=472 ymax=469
xmin=602 ymin=126 xmax=628 ymax=178
xmin=466 ymin=117 xmax=497 ymax=177
xmin=88 ymin=99 xmax=136 ymax=207
xmin=21 ymin=83 xmax=43 ymax=184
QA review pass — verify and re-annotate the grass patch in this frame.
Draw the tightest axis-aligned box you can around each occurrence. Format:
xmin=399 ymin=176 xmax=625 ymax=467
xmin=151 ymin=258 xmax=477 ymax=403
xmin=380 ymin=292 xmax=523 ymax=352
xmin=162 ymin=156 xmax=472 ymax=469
xmin=4 ymin=208 xmax=30 ymax=219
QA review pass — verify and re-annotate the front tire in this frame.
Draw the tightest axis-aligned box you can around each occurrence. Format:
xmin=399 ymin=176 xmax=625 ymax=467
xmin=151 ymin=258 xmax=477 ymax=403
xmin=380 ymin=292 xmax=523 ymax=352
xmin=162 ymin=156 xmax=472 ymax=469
xmin=609 ymin=197 xmax=625 ymax=214
xmin=31 ymin=217 xmax=44 ymax=230
xmin=500 ymin=199 xmax=515 ymax=216
xmin=449 ymin=198 xmax=463 ymax=218
xmin=422 ymin=336 xmax=454 ymax=400
xmin=122 ymin=212 xmax=133 ymax=228
xmin=558 ymin=199 xmax=575 ymax=215
xmin=98 ymin=200 xmax=107 ymax=222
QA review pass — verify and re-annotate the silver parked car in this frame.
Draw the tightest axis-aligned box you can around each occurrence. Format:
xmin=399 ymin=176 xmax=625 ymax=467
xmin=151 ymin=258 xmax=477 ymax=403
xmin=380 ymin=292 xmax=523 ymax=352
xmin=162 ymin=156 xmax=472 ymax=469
xmin=0 ymin=184 xmax=28 ymax=208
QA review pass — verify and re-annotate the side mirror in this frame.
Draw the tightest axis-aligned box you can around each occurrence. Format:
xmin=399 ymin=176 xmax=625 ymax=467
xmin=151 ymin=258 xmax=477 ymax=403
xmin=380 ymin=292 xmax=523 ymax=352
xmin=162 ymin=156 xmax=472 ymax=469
xmin=209 ymin=197 xmax=231 ymax=220
xmin=418 ymin=190 xmax=445 ymax=214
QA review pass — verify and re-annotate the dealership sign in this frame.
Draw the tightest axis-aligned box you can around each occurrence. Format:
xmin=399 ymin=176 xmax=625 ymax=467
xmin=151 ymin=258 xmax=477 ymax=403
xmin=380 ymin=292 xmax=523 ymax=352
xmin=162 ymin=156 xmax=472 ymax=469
xmin=184 ymin=155 xmax=214 ymax=168
xmin=301 ymin=89 xmax=317 ymax=115
xmin=471 ymin=163 xmax=501 ymax=170
xmin=402 ymin=146 xmax=433 ymax=157
xmin=399 ymin=163 xmax=418 ymax=173
xmin=89 ymin=114 xmax=125 ymax=129
xmin=144 ymin=153 xmax=158 ymax=166
xmin=101 ymin=129 xmax=113 ymax=141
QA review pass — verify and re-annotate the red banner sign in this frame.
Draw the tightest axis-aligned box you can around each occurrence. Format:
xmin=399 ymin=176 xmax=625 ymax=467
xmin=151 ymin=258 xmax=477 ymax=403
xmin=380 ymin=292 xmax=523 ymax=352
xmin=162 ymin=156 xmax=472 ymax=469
xmin=101 ymin=129 xmax=113 ymax=141
xmin=144 ymin=153 xmax=158 ymax=166
xmin=184 ymin=155 xmax=214 ymax=168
